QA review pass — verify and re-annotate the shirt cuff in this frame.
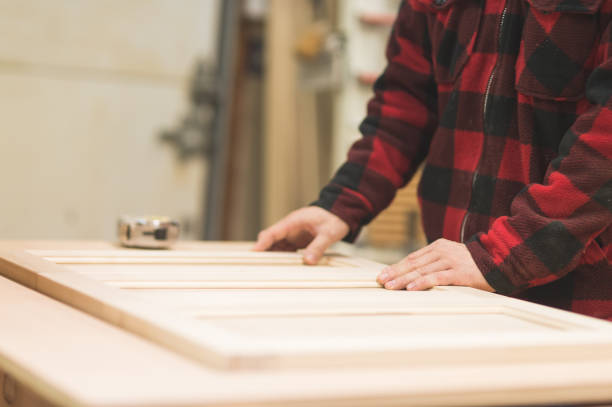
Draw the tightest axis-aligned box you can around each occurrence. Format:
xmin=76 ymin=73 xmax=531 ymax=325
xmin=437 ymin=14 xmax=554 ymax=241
xmin=465 ymin=234 xmax=521 ymax=295
xmin=310 ymin=185 xmax=374 ymax=243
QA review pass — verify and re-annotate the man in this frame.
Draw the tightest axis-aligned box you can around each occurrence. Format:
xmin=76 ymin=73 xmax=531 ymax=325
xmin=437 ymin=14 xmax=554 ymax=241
xmin=255 ymin=0 xmax=612 ymax=320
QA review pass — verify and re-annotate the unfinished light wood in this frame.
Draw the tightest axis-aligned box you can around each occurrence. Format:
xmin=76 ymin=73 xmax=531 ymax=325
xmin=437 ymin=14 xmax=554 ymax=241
xmin=126 ymin=287 xmax=491 ymax=317
xmin=0 ymin=274 xmax=215 ymax=407
xmin=367 ymin=169 xmax=427 ymax=248
xmin=5 ymin=275 xmax=612 ymax=407
xmin=32 ymin=249 xmax=381 ymax=268
xmin=0 ymin=370 xmax=56 ymax=407
xmin=3 ymin=241 xmax=612 ymax=406
xmin=2 ymin=241 xmax=612 ymax=373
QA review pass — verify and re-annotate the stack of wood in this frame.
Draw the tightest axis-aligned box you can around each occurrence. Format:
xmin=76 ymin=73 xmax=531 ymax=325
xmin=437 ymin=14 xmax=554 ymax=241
xmin=366 ymin=169 xmax=427 ymax=249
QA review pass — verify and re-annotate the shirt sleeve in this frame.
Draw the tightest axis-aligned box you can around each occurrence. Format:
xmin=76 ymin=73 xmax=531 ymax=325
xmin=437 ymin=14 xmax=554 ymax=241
xmin=311 ymin=0 xmax=438 ymax=242
xmin=466 ymin=22 xmax=612 ymax=294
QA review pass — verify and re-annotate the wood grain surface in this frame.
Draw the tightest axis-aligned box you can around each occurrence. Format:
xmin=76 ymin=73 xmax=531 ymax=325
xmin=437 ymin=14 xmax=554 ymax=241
xmin=1 ymin=241 xmax=612 ymax=406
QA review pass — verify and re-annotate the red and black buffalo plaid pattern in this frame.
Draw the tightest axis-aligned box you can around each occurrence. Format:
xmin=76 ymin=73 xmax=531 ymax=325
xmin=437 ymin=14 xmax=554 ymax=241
xmin=313 ymin=0 xmax=612 ymax=319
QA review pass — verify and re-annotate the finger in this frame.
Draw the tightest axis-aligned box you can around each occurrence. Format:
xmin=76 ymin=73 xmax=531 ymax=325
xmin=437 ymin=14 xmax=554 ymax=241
xmin=303 ymin=233 xmax=334 ymax=265
xmin=253 ymin=232 xmax=271 ymax=251
xmin=253 ymin=218 xmax=299 ymax=251
xmin=377 ymin=251 xmax=440 ymax=284
xmin=406 ymin=243 xmax=435 ymax=260
xmin=384 ymin=271 xmax=421 ymax=290
xmin=410 ymin=259 xmax=450 ymax=277
xmin=376 ymin=266 xmax=392 ymax=284
xmin=408 ymin=270 xmax=454 ymax=291
xmin=253 ymin=228 xmax=276 ymax=251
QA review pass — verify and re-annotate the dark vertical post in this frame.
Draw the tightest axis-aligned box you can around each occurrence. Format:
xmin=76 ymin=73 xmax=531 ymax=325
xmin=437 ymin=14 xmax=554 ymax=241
xmin=203 ymin=0 xmax=241 ymax=240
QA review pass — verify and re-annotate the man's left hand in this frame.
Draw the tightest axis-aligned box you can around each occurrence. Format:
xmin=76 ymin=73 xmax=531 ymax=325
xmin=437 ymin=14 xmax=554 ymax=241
xmin=376 ymin=238 xmax=494 ymax=292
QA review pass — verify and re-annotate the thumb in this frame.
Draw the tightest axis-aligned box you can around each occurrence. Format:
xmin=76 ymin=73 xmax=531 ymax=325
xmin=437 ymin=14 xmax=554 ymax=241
xmin=303 ymin=234 xmax=333 ymax=265
xmin=253 ymin=231 xmax=273 ymax=251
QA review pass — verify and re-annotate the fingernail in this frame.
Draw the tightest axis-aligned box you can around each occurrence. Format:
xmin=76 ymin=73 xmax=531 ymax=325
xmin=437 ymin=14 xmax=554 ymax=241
xmin=407 ymin=282 xmax=416 ymax=290
xmin=379 ymin=271 xmax=389 ymax=281
xmin=385 ymin=281 xmax=395 ymax=289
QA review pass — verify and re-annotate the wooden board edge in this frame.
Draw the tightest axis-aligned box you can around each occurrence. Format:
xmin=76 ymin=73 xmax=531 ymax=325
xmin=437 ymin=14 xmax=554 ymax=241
xmin=440 ymin=287 xmax=612 ymax=331
xmin=0 ymin=245 xmax=240 ymax=370
xmin=0 ymin=349 xmax=78 ymax=407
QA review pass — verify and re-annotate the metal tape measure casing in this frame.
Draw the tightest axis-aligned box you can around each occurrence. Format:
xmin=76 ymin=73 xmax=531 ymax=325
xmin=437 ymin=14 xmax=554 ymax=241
xmin=118 ymin=216 xmax=179 ymax=249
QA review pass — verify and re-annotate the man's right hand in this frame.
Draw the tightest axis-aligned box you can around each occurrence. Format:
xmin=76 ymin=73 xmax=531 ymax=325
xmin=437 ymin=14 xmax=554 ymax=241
xmin=253 ymin=207 xmax=350 ymax=265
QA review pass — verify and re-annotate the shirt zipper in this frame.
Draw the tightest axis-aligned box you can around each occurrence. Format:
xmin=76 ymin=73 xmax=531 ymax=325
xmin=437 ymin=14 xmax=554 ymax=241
xmin=460 ymin=5 xmax=508 ymax=243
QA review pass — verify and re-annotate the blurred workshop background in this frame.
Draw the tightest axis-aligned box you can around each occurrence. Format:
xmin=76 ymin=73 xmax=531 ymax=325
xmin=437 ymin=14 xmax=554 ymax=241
xmin=0 ymin=0 xmax=425 ymax=263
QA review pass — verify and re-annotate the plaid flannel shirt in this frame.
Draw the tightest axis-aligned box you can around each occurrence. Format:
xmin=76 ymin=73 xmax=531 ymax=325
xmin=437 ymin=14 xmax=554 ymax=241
xmin=313 ymin=0 xmax=612 ymax=319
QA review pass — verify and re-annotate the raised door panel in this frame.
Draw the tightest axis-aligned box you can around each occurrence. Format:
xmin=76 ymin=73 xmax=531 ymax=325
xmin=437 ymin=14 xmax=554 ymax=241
xmin=5 ymin=273 xmax=612 ymax=407
xmin=1 ymin=241 xmax=612 ymax=373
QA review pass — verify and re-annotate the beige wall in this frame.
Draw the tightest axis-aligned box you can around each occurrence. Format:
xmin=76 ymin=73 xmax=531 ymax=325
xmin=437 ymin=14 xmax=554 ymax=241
xmin=0 ymin=0 xmax=219 ymax=239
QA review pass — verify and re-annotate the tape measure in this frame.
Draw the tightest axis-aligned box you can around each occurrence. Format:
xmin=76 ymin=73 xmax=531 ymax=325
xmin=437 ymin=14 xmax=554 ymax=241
xmin=118 ymin=216 xmax=180 ymax=249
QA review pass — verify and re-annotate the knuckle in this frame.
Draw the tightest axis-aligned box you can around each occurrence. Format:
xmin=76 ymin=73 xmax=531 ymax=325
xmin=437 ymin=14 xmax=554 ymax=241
xmin=411 ymin=277 xmax=424 ymax=290
xmin=442 ymin=271 xmax=454 ymax=285
xmin=386 ymin=265 xmax=399 ymax=278
xmin=412 ymin=263 xmax=427 ymax=275
xmin=396 ymin=277 xmax=410 ymax=289
xmin=400 ymin=273 xmax=413 ymax=283
xmin=436 ymin=271 xmax=451 ymax=285
xmin=415 ymin=266 xmax=428 ymax=277
xmin=406 ymin=273 xmax=420 ymax=287
xmin=397 ymin=257 xmax=411 ymax=270
xmin=285 ymin=212 xmax=302 ymax=225
xmin=417 ymin=257 xmax=431 ymax=269
xmin=310 ymin=245 xmax=324 ymax=254
xmin=317 ymin=233 xmax=332 ymax=244
xmin=440 ymin=271 xmax=452 ymax=285
xmin=267 ymin=228 xmax=280 ymax=239
xmin=319 ymin=228 xmax=334 ymax=238
xmin=391 ymin=266 xmax=407 ymax=279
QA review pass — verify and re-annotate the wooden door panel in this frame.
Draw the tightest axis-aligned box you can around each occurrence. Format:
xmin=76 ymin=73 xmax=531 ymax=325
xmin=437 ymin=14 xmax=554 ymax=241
xmin=42 ymin=249 xmax=382 ymax=289
xmin=62 ymin=266 xmax=379 ymax=281
xmin=201 ymin=313 xmax=555 ymax=336
xmin=34 ymin=249 xmax=378 ymax=267
xmin=3 ymin=241 xmax=612 ymax=405
xmin=126 ymin=288 xmax=487 ymax=315
xmin=4 ymin=273 xmax=612 ymax=407
xmin=1 ymin=241 xmax=612 ymax=373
